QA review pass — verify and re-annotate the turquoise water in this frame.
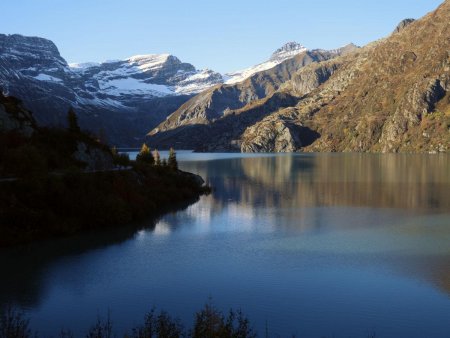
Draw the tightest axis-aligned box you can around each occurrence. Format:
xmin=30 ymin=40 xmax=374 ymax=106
xmin=1 ymin=153 xmax=449 ymax=337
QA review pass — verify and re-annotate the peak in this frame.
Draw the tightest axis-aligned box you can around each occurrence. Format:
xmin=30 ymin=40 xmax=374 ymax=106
xmin=335 ymin=43 xmax=360 ymax=55
xmin=127 ymin=54 xmax=171 ymax=63
xmin=272 ymin=42 xmax=306 ymax=55
xmin=393 ymin=18 xmax=415 ymax=34
xmin=270 ymin=42 xmax=307 ymax=62
xmin=0 ymin=33 xmax=61 ymax=56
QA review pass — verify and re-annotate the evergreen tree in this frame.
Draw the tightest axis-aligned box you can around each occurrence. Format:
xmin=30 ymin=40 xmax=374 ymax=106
xmin=136 ymin=143 xmax=154 ymax=164
xmin=154 ymin=149 xmax=161 ymax=166
xmin=67 ymin=107 xmax=80 ymax=133
xmin=168 ymin=147 xmax=178 ymax=171
xmin=161 ymin=158 xmax=167 ymax=167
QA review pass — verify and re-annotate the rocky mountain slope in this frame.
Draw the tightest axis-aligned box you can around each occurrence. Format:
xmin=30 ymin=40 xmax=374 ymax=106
xmin=147 ymin=45 xmax=358 ymax=150
xmin=241 ymin=2 xmax=450 ymax=154
xmin=148 ymin=1 xmax=449 ymax=153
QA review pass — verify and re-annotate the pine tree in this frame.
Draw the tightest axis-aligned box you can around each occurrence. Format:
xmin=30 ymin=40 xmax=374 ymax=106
xmin=136 ymin=143 xmax=154 ymax=164
xmin=67 ymin=107 xmax=80 ymax=133
xmin=168 ymin=147 xmax=178 ymax=171
xmin=154 ymin=149 xmax=161 ymax=166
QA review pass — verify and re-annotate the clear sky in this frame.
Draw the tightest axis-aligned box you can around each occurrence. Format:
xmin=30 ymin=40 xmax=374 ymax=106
xmin=1 ymin=0 xmax=443 ymax=73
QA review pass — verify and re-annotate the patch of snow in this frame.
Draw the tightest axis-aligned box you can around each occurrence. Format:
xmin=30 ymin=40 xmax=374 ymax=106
xmin=127 ymin=54 xmax=170 ymax=71
xmin=225 ymin=60 xmax=279 ymax=84
xmin=69 ymin=62 xmax=100 ymax=70
xmin=21 ymin=66 xmax=37 ymax=71
xmin=33 ymin=73 xmax=63 ymax=82
xmin=98 ymin=77 xmax=174 ymax=97
xmin=270 ymin=42 xmax=307 ymax=61
xmin=225 ymin=41 xmax=307 ymax=85
xmin=174 ymin=69 xmax=223 ymax=95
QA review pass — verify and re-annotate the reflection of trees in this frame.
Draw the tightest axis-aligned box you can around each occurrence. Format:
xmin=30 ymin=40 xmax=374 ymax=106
xmin=0 ymin=197 xmax=199 ymax=310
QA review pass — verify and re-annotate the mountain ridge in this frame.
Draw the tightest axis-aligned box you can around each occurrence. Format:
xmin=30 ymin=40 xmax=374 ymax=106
xmin=147 ymin=2 xmax=449 ymax=154
xmin=0 ymin=35 xmax=319 ymax=146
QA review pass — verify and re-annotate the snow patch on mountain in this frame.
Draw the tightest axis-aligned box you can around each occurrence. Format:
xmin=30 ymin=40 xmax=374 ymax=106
xmin=225 ymin=42 xmax=307 ymax=85
xmin=69 ymin=62 xmax=100 ymax=70
xmin=175 ymin=69 xmax=223 ymax=95
xmin=127 ymin=54 xmax=170 ymax=71
xmin=98 ymin=77 xmax=172 ymax=97
xmin=33 ymin=73 xmax=63 ymax=82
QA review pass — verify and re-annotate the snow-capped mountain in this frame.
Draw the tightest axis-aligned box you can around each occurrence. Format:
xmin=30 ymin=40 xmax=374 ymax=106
xmin=0 ymin=34 xmax=225 ymax=145
xmin=0 ymin=34 xmax=312 ymax=146
xmin=0 ymin=34 xmax=224 ymax=110
xmin=224 ymin=42 xmax=307 ymax=84
xmin=69 ymin=54 xmax=224 ymax=100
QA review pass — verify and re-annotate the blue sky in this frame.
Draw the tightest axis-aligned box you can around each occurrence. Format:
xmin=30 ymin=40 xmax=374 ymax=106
xmin=1 ymin=0 xmax=443 ymax=73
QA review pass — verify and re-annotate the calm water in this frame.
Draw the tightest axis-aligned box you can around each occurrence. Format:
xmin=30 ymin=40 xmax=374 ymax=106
xmin=1 ymin=153 xmax=449 ymax=337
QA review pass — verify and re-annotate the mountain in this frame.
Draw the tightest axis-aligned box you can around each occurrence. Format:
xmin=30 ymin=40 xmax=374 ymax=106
xmin=0 ymin=34 xmax=223 ymax=146
xmin=147 ymin=44 xmax=358 ymax=150
xmin=224 ymin=42 xmax=307 ymax=84
xmin=241 ymin=2 xmax=450 ymax=154
xmin=148 ymin=1 xmax=450 ymax=154
xmin=0 ymin=35 xmax=325 ymax=147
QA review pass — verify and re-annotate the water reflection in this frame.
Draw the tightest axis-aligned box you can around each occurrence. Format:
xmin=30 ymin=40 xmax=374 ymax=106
xmin=177 ymin=153 xmax=450 ymax=295
xmin=182 ymin=153 xmax=449 ymax=212
xmin=0 ymin=153 xmax=449 ymax=337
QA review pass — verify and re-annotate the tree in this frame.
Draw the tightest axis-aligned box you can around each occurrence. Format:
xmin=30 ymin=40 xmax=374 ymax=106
xmin=0 ymin=306 xmax=32 ymax=338
xmin=168 ymin=148 xmax=178 ymax=171
xmin=136 ymin=143 xmax=154 ymax=165
xmin=192 ymin=300 xmax=256 ymax=338
xmin=67 ymin=107 xmax=80 ymax=133
xmin=154 ymin=149 xmax=161 ymax=166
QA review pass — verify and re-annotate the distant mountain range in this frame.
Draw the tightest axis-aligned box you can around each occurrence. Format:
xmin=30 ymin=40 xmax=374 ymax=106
xmin=1 ymin=0 xmax=449 ymax=152
xmin=0 ymin=35 xmax=314 ymax=146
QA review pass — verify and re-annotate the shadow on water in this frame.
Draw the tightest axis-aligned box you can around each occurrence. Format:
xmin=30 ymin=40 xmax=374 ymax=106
xmin=0 ymin=197 xmax=199 ymax=310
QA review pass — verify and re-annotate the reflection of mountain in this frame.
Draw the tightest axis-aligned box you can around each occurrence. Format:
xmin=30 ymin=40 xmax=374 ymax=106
xmin=182 ymin=154 xmax=450 ymax=212
xmin=179 ymin=154 xmax=450 ymax=295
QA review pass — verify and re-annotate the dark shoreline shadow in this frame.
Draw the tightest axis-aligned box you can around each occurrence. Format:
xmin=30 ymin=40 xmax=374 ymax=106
xmin=0 ymin=197 xmax=200 ymax=310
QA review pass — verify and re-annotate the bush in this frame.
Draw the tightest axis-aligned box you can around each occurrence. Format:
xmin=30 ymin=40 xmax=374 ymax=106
xmin=0 ymin=307 xmax=32 ymax=338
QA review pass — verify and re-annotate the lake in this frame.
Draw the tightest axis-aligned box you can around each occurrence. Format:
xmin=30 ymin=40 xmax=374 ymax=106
xmin=1 ymin=153 xmax=449 ymax=337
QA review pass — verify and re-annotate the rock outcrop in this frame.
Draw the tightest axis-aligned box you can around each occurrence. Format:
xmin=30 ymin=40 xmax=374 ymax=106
xmin=393 ymin=18 xmax=416 ymax=34
xmin=0 ymin=93 xmax=36 ymax=136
